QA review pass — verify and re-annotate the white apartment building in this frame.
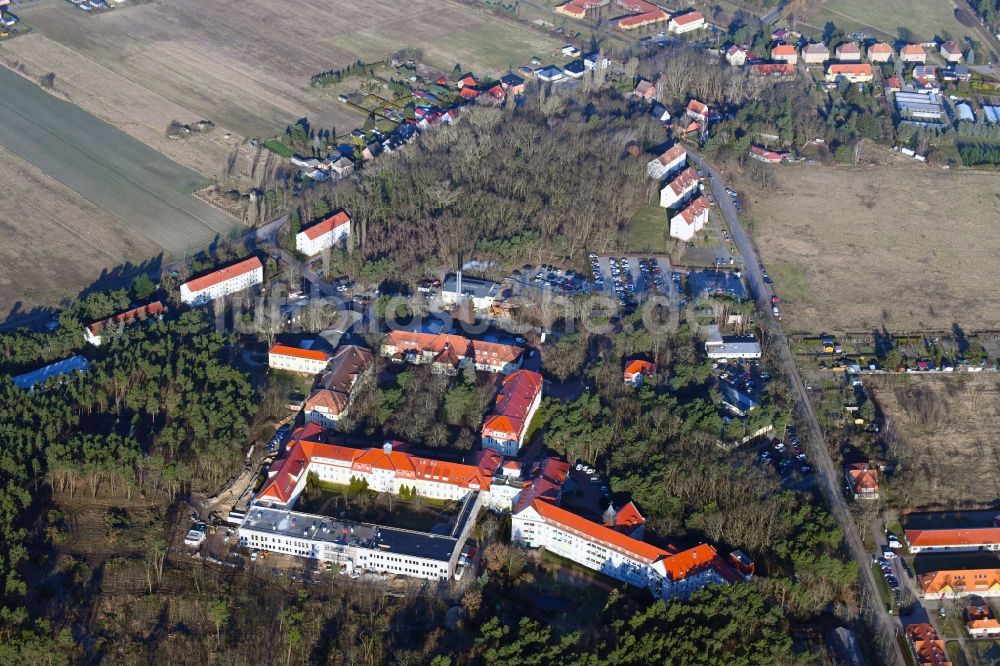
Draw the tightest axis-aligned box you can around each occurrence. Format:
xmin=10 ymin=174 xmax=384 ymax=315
xmin=668 ymin=10 xmax=705 ymax=34
xmin=268 ymin=344 xmax=331 ymax=375
xmin=646 ymin=144 xmax=687 ymax=180
xmin=669 ymin=196 xmax=709 ymax=241
xmin=179 ymin=257 xmax=263 ymax=305
xmin=659 ymin=167 xmax=700 ymax=208
xmin=295 ymin=210 xmax=351 ymax=257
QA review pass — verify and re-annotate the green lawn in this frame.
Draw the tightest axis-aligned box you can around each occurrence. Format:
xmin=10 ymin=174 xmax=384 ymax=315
xmin=805 ymin=0 xmax=983 ymax=47
xmin=767 ymin=260 xmax=812 ymax=306
xmin=627 ymin=204 xmax=667 ymax=253
xmin=263 ymin=138 xmax=294 ymax=158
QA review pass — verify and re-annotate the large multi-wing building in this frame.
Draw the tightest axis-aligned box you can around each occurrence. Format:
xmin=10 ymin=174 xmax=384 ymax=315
xmin=381 ymin=330 xmax=524 ymax=374
xmin=480 ymin=369 xmax=543 ymax=456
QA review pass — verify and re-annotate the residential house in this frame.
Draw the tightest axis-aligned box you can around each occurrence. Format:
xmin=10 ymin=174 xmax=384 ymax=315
xmin=84 ymin=301 xmax=165 ymax=346
xmin=457 ymin=73 xmax=478 ymax=88
xmin=904 ymin=624 xmax=950 ymax=666
xmin=535 ymin=66 xmax=564 ymax=82
xmin=361 ymin=141 xmax=383 ymax=161
xmin=686 ymin=98 xmax=710 ymax=123
xmin=563 ymin=59 xmax=586 ymax=78
xmin=179 ymin=256 xmax=263 ymax=305
xmin=561 ymin=44 xmax=581 ymax=57
xmin=623 ymin=359 xmax=656 ymax=386
xmin=554 ymin=0 xmax=608 ymax=18
xmin=269 ymin=344 xmax=331 ymax=375
xmin=845 ymin=462 xmax=879 ymax=499
xmin=941 ymin=40 xmax=963 ymax=62
xmin=905 ymin=527 xmax=1000 ymax=554
xmin=771 ymin=43 xmax=798 ymax=64
xmin=771 ymin=28 xmax=791 ymax=41
xmin=303 ymin=345 xmax=373 ymax=426
xmin=296 ymin=210 xmax=351 ymax=257
xmin=913 ymin=65 xmax=940 ymax=86
xmin=725 ymin=44 xmax=751 ymax=66
xmin=583 ymin=51 xmax=611 ymax=71
xmin=500 ymin=73 xmax=526 ymax=95
xmin=481 ymin=369 xmax=543 ymax=456
xmin=659 ymin=166 xmax=699 ymax=208
xmin=440 ymin=273 xmax=500 ymax=310
xmin=802 ymin=42 xmax=829 ymax=64
xmin=669 ymin=195 xmax=709 ymax=241
xmin=326 ymin=156 xmax=354 ymax=178
xmin=633 ymin=79 xmax=656 ymax=100
xmin=650 ymin=102 xmax=672 ymax=123
xmin=668 ymin=10 xmax=705 ymax=34
xmin=867 ymin=42 xmax=894 ymax=62
xmin=381 ymin=331 xmax=524 ymax=374
xmin=749 ymin=145 xmax=789 ymax=163
xmin=918 ymin=568 xmax=1000 ymax=598
xmin=967 ymin=605 xmax=1000 ymax=638
xmin=646 ymin=144 xmax=687 ymax=179
xmin=834 ymin=42 xmax=862 ymax=61
xmin=900 ymin=44 xmax=927 ymax=63
xmin=825 ymin=63 xmax=873 ymax=83
xmin=750 ymin=63 xmax=797 ymax=77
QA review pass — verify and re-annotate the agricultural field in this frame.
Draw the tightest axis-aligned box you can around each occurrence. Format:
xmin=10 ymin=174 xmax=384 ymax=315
xmin=799 ymin=0 xmax=983 ymax=48
xmin=12 ymin=0 xmax=560 ymax=146
xmin=864 ymin=373 xmax=1000 ymax=508
xmin=0 ymin=144 xmax=159 ymax=318
xmin=747 ymin=164 xmax=1000 ymax=333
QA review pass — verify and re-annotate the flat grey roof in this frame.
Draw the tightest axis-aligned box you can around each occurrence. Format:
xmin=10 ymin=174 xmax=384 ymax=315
xmin=243 ymin=505 xmax=459 ymax=562
xmin=707 ymin=337 xmax=762 ymax=356
xmin=442 ymin=273 xmax=500 ymax=299
xmin=12 ymin=355 xmax=90 ymax=390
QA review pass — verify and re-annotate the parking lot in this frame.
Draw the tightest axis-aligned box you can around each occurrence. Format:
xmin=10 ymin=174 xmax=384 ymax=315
xmin=508 ymin=264 xmax=590 ymax=298
xmin=750 ymin=423 xmax=816 ymax=488
xmin=590 ymin=254 xmax=681 ymax=308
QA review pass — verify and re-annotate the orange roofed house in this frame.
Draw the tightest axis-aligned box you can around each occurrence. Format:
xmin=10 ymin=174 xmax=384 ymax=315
xmin=481 ymin=369 xmax=544 ymax=456
xmin=381 ymin=330 xmax=524 ymax=375
xmin=647 ymin=143 xmax=688 ymax=180
xmin=269 ymin=343 xmax=331 ymax=375
xmin=84 ymin=301 xmax=165 ymax=346
xmin=905 ymin=624 xmax=951 ymax=666
xmin=303 ymin=345 xmax=373 ymax=426
xmin=668 ymin=9 xmax=705 ymax=34
xmin=659 ymin=166 xmax=700 ymax=208
xmin=900 ymin=44 xmax=926 ymax=63
xmin=867 ymin=42 xmax=894 ymax=62
xmin=624 ymin=359 xmax=656 ymax=386
xmin=179 ymin=256 xmax=263 ymax=305
xmin=771 ymin=43 xmax=798 ymax=64
xmin=906 ymin=527 xmax=1000 ymax=554
xmin=845 ymin=462 xmax=879 ymax=499
xmin=669 ymin=195 xmax=709 ymax=241
xmin=825 ymin=63 xmax=873 ymax=83
xmin=918 ymin=568 xmax=1000 ymax=599
xmin=296 ymin=210 xmax=351 ymax=257
xmin=967 ymin=605 xmax=1000 ymax=638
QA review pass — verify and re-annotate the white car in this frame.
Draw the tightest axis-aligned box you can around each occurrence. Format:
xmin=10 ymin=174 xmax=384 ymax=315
xmin=881 ymin=549 xmax=897 ymax=560
xmin=1 ymin=14 xmax=18 ymax=26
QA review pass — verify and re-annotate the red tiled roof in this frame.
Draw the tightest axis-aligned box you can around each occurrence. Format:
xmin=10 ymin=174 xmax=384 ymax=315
xmin=612 ymin=501 xmax=646 ymax=530
xmin=182 ymin=256 xmax=262 ymax=294
xmin=624 ymin=359 xmax=656 ymax=379
xmin=303 ymin=211 xmax=350 ymax=241
xmin=869 ymin=42 xmax=893 ymax=54
xmin=87 ymin=301 xmax=165 ymax=336
xmin=384 ymin=331 xmax=524 ymax=369
xmin=750 ymin=63 xmax=796 ymax=76
xmin=666 ymin=166 xmax=698 ymax=195
xmin=671 ymin=9 xmax=703 ymax=25
xmin=772 ymin=44 xmax=796 ymax=56
xmin=827 ymin=63 xmax=872 ymax=75
xmin=619 ymin=9 xmax=667 ymax=27
xmin=528 ymin=498 xmax=670 ymax=562
xmin=657 ymin=143 xmax=687 ymax=166
xmin=902 ymin=44 xmax=925 ymax=55
xmin=482 ymin=369 xmax=543 ymax=442
xmin=687 ymin=99 xmax=709 ymax=117
xmin=677 ymin=196 xmax=709 ymax=225
xmin=919 ymin=569 xmax=1000 ymax=595
xmin=906 ymin=527 xmax=1000 ymax=549
xmin=835 ymin=42 xmax=861 ymax=54
xmin=750 ymin=145 xmax=786 ymax=161
xmin=303 ymin=388 xmax=347 ymax=416
xmin=846 ymin=462 xmax=878 ymax=494
xmin=905 ymin=624 xmax=951 ymax=666
xmin=269 ymin=344 xmax=331 ymax=363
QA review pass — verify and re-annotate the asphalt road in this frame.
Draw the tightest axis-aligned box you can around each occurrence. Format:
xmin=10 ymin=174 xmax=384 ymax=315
xmin=689 ymin=152 xmax=906 ymax=666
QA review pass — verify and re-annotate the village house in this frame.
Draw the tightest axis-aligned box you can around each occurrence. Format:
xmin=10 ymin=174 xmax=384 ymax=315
xmin=659 ymin=166 xmax=699 ymax=208
xmin=749 ymin=145 xmax=788 ymax=163
xmin=535 ymin=65 xmax=564 ymax=82
xmin=686 ymin=98 xmax=710 ymax=123
xmin=269 ymin=343 xmax=331 ymax=375
xmin=900 ymin=44 xmax=927 ymax=63
xmin=867 ymin=42 xmax=894 ymax=62
xmin=633 ymin=79 xmax=656 ymax=100
xmin=967 ymin=605 xmax=1000 ymax=638
xmin=583 ymin=51 xmax=611 ymax=70
xmin=84 ymin=301 xmax=165 ymax=346
xmin=325 ymin=155 xmax=354 ymax=178
xmin=771 ymin=43 xmax=798 ymax=64
xmin=179 ymin=256 xmax=263 ymax=306
xmin=801 ymin=42 xmax=829 ymax=64
xmin=303 ymin=345 xmax=373 ymax=427
xmin=296 ymin=210 xmax=351 ymax=257
xmin=940 ymin=40 xmax=963 ymax=62
xmin=554 ymin=0 xmax=607 ymax=19
xmin=834 ymin=42 xmax=862 ymax=61
xmin=481 ymin=369 xmax=543 ymax=456
xmin=646 ymin=143 xmax=687 ymax=179
xmin=845 ymin=462 xmax=879 ymax=499
xmin=500 ymin=73 xmax=526 ymax=96
xmin=825 ymin=63 xmax=873 ymax=83
xmin=669 ymin=195 xmax=709 ymax=241
xmin=905 ymin=624 xmax=949 ymax=666
xmin=905 ymin=527 xmax=1000 ymax=554
xmin=668 ymin=9 xmax=705 ymax=34
xmin=918 ymin=568 xmax=1000 ymax=598
xmin=725 ymin=44 xmax=751 ymax=66
xmin=623 ymin=359 xmax=656 ymax=386
xmin=561 ymin=44 xmax=581 ymax=57
xmin=381 ymin=331 xmax=524 ymax=374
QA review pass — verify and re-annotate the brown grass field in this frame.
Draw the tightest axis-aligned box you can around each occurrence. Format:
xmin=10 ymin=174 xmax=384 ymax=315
xmin=0 ymin=145 xmax=160 ymax=317
xmin=746 ymin=164 xmax=1000 ymax=334
xmin=864 ymin=373 xmax=1000 ymax=508
xmin=11 ymin=0 xmax=560 ymax=145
